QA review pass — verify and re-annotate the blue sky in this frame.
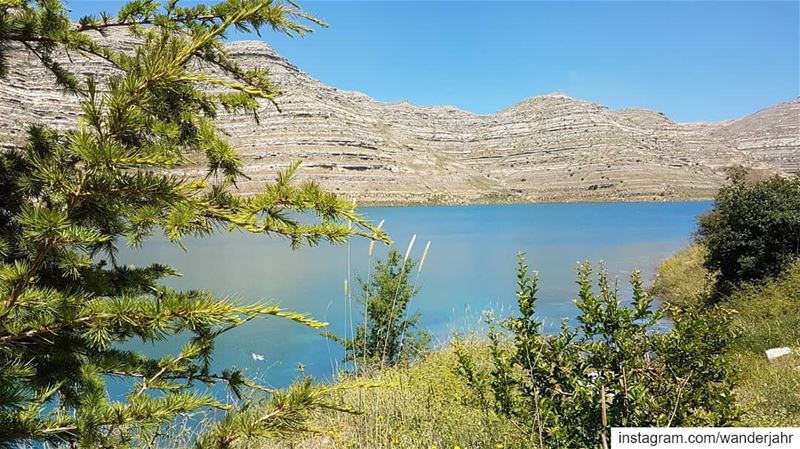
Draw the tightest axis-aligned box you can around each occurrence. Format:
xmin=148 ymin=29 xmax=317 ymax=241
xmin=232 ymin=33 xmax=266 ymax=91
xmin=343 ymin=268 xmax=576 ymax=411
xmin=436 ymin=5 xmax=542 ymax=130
xmin=68 ymin=1 xmax=799 ymax=122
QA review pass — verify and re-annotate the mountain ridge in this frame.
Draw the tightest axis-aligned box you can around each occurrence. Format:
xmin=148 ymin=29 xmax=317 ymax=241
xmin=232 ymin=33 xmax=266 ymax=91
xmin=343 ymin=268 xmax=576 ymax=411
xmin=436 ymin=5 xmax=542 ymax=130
xmin=1 ymin=35 xmax=798 ymax=204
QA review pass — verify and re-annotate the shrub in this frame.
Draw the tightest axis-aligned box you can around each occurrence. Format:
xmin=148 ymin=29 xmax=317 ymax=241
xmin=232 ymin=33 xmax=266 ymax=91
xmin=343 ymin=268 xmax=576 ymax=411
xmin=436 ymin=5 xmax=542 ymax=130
xmin=651 ymin=250 xmax=800 ymax=427
xmin=697 ymin=170 xmax=800 ymax=295
xmin=327 ymin=249 xmax=430 ymax=368
xmin=455 ymin=255 xmax=739 ymax=448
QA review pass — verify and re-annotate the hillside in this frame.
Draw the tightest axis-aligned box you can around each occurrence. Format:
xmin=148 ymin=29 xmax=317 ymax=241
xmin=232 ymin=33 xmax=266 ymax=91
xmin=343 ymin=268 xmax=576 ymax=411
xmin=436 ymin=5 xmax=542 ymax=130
xmin=1 ymin=33 xmax=798 ymax=204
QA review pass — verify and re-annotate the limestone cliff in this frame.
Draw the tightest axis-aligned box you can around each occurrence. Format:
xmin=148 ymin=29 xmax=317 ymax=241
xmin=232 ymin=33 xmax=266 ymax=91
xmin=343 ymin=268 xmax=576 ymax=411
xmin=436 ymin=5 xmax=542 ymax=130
xmin=1 ymin=35 xmax=797 ymax=204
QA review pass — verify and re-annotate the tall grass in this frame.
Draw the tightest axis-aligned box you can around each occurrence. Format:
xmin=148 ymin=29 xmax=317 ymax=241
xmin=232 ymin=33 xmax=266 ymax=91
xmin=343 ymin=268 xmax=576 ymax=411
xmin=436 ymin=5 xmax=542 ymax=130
xmin=653 ymin=248 xmax=800 ymax=426
xmin=649 ymin=243 xmax=713 ymax=307
xmin=365 ymin=219 xmax=385 ymax=368
xmin=399 ymin=240 xmax=431 ymax=352
xmin=728 ymin=261 xmax=800 ymax=426
xmin=265 ymin=339 xmax=525 ymax=449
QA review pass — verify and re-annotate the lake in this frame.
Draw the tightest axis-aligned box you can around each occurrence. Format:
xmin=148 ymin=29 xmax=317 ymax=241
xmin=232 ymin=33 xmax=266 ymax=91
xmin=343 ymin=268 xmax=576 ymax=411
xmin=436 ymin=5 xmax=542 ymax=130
xmin=117 ymin=201 xmax=711 ymax=388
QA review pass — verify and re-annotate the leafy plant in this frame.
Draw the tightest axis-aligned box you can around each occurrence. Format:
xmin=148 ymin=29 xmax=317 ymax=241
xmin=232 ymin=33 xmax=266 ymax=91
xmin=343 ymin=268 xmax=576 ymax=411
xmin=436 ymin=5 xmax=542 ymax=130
xmin=650 ymin=248 xmax=800 ymax=427
xmin=0 ymin=1 xmax=387 ymax=447
xmin=697 ymin=169 xmax=800 ymax=296
xmin=327 ymin=249 xmax=430 ymax=368
xmin=456 ymin=254 xmax=739 ymax=448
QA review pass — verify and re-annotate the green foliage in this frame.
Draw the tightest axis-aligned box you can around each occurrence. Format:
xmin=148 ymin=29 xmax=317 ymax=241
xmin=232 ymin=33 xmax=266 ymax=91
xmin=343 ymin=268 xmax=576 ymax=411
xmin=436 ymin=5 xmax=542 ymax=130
xmin=728 ymin=260 xmax=800 ymax=355
xmin=693 ymin=172 xmax=800 ymax=425
xmin=268 ymin=342 xmax=526 ymax=449
xmin=697 ymin=170 xmax=800 ymax=296
xmin=728 ymin=262 xmax=800 ymax=426
xmin=650 ymin=243 xmax=715 ymax=307
xmin=0 ymin=1 xmax=388 ymax=447
xmin=653 ymin=249 xmax=800 ymax=427
xmin=194 ymin=378 xmax=358 ymax=449
xmin=455 ymin=254 xmax=739 ymax=448
xmin=327 ymin=249 xmax=430 ymax=368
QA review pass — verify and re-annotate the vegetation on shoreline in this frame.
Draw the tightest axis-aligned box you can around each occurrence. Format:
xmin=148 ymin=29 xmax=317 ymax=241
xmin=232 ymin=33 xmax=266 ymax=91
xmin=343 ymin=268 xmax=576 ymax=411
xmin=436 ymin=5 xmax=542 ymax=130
xmin=696 ymin=169 xmax=800 ymax=297
xmin=653 ymin=250 xmax=800 ymax=427
xmin=650 ymin=173 xmax=800 ymax=426
xmin=268 ymin=257 xmax=741 ymax=449
xmin=282 ymin=243 xmax=798 ymax=448
xmin=463 ymin=258 xmax=738 ymax=447
xmin=1 ymin=0 xmax=796 ymax=446
xmin=730 ymin=262 xmax=800 ymax=426
xmin=649 ymin=243 xmax=713 ymax=308
xmin=324 ymin=248 xmax=431 ymax=369
xmin=269 ymin=342 xmax=525 ymax=449
xmin=292 ymin=173 xmax=799 ymax=448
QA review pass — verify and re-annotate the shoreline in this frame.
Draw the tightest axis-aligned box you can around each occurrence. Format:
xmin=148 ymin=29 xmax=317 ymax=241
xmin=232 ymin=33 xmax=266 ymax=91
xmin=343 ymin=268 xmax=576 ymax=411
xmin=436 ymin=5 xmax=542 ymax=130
xmin=350 ymin=195 xmax=716 ymax=208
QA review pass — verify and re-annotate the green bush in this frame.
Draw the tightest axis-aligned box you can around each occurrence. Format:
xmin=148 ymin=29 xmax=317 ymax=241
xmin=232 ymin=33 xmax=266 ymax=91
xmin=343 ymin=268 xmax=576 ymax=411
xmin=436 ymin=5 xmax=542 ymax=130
xmin=455 ymin=255 xmax=739 ymax=448
xmin=698 ymin=170 xmax=800 ymax=296
xmin=651 ymin=249 xmax=800 ymax=427
xmin=326 ymin=249 xmax=430 ymax=368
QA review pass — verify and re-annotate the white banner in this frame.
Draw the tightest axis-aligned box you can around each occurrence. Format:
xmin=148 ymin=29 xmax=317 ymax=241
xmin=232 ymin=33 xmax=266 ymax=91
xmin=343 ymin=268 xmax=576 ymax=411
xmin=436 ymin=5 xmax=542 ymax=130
xmin=611 ymin=427 xmax=799 ymax=449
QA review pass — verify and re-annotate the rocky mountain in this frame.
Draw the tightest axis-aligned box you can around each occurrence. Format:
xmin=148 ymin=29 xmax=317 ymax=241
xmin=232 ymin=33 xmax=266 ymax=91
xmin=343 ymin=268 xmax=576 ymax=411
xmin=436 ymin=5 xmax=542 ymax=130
xmin=1 ymin=34 xmax=798 ymax=204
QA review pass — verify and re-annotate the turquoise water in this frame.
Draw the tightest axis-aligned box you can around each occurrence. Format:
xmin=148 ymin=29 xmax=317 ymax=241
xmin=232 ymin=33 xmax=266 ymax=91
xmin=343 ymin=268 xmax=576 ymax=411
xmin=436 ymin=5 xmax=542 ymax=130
xmin=117 ymin=201 xmax=711 ymax=388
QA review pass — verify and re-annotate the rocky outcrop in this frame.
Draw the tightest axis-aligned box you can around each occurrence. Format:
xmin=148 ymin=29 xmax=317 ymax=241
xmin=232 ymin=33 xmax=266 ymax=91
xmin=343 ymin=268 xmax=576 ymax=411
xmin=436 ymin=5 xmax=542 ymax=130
xmin=712 ymin=99 xmax=800 ymax=175
xmin=1 ymin=34 xmax=798 ymax=204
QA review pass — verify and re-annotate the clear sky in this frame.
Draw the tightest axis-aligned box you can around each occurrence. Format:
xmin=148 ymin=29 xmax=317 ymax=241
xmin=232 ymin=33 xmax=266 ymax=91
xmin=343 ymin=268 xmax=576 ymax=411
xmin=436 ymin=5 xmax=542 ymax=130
xmin=67 ymin=1 xmax=800 ymax=122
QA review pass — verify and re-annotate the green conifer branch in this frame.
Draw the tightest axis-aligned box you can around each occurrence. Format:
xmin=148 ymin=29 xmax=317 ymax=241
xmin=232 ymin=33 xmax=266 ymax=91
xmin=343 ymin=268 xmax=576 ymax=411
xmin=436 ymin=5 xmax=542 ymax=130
xmin=0 ymin=1 xmax=387 ymax=446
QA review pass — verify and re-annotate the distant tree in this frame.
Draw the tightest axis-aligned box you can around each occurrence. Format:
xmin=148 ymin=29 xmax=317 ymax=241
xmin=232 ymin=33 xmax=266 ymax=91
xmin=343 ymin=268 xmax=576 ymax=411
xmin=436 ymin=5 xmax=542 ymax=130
xmin=455 ymin=255 xmax=739 ymax=448
xmin=697 ymin=169 xmax=800 ymax=296
xmin=0 ymin=1 xmax=386 ymax=447
xmin=328 ymin=249 xmax=430 ymax=368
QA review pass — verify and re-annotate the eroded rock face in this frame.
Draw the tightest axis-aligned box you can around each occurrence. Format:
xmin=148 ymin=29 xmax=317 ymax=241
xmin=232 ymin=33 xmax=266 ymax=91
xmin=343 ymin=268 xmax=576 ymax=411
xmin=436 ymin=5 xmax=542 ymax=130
xmin=1 ymin=34 xmax=798 ymax=204
xmin=713 ymin=99 xmax=800 ymax=175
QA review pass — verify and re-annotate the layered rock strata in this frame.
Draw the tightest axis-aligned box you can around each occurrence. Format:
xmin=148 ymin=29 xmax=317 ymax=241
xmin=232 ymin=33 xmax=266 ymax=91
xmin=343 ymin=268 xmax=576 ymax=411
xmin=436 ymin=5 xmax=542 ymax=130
xmin=1 ymin=34 xmax=797 ymax=204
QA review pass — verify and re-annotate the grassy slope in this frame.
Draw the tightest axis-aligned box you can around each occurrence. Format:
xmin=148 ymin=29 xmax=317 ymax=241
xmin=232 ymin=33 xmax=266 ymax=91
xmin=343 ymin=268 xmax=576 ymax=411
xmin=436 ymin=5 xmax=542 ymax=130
xmin=727 ymin=265 xmax=800 ymax=426
xmin=275 ymin=342 xmax=524 ymax=449
xmin=651 ymin=250 xmax=800 ymax=426
xmin=648 ymin=244 xmax=712 ymax=308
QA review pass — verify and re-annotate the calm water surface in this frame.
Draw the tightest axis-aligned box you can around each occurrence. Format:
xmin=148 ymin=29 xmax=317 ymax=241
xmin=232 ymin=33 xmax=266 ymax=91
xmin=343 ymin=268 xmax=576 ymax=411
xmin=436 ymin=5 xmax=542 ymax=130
xmin=118 ymin=201 xmax=711 ymax=388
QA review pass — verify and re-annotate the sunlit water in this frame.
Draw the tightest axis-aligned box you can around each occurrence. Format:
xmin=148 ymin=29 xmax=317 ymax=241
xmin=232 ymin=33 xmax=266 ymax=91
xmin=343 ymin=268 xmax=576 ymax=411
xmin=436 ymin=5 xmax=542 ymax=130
xmin=116 ymin=201 xmax=711 ymax=389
